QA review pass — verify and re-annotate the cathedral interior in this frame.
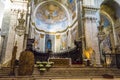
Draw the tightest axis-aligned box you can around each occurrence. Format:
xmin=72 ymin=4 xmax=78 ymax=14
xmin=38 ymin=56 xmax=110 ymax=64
xmin=0 ymin=0 xmax=120 ymax=79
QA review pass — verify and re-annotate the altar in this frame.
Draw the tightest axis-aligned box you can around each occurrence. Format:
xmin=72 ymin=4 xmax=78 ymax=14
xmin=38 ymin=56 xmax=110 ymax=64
xmin=48 ymin=58 xmax=71 ymax=67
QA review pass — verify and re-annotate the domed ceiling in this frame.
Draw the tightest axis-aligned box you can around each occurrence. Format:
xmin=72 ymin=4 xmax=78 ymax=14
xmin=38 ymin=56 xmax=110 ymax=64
xmin=34 ymin=1 xmax=70 ymax=33
xmin=36 ymin=2 xmax=67 ymax=24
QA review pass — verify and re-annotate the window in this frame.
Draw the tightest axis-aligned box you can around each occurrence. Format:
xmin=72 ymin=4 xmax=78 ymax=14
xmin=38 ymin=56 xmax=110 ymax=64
xmin=47 ymin=39 xmax=52 ymax=50
xmin=83 ymin=0 xmax=95 ymax=6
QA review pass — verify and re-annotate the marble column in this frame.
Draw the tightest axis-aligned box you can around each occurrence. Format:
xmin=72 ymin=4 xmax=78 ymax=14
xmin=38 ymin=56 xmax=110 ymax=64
xmin=15 ymin=35 xmax=24 ymax=60
xmin=84 ymin=17 xmax=101 ymax=65
xmin=91 ymin=19 xmax=101 ymax=65
xmin=4 ymin=11 xmax=18 ymax=64
xmin=39 ymin=34 xmax=45 ymax=52
xmin=55 ymin=35 xmax=61 ymax=52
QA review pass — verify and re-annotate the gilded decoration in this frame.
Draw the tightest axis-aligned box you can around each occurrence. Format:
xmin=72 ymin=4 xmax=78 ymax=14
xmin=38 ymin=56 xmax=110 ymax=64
xmin=100 ymin=5 xmax=115 ymax=21
xmin=56 ymin=35 xmax=60 ymax=39
xmin=40 ymin=34 xmax=44 ymax=38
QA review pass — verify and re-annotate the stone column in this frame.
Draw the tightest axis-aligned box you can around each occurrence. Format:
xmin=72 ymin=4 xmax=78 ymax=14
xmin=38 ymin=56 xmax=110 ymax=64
xmin=55 ymin=34 xmax=61 ymax=52
xmin=39 ymin=34 xmax=45 ymax=52
xmin=4 ymin=11 xmax=18 ymax=64
xmin=76 ymin=0 xmax=83 ymax=63
xmin=92 ymin=19 xmax=101 ymax=66
xmin=23 ymin=2 xmax=31 ymax=50
xmin=15 ymin=35 xmax=24 ymax=60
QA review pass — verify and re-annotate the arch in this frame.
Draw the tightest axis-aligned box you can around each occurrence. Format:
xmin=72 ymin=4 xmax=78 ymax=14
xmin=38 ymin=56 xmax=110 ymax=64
xmin=33 ymin=0 xmax=72 ymax=26
xmin=100 ymin=0 xmax=120 ymax=20
xmin=47 ymin=39 xmax=52 ymax=50
xmin=100 ymin=11 xmax=114 ymax=27
xmin=100 ymin=0 xmax=120 ymax=48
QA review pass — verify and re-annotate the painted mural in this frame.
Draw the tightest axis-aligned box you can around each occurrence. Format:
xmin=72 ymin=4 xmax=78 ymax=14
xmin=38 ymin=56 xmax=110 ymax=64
xmin=67 ymin=0 xmax=76 ymax=20
xmin=32 ymin=0 xmax=77 ymax=52
xmin=34 ymin=1 xmax=69 ymax=32
xmin=45 ymin=34 xmax=55 ymax=52
xmin=61 ymin=33 xmax=67 ymax=50
xmin=36 ymin=2 xmax=68 ymax=24
xmin=34 ymin=32 xmax=40 ymax=51
xmin=36 ymin=0 xmax=77 ymax=23
xmin=58 ymin=0 xmax=77 ymax=20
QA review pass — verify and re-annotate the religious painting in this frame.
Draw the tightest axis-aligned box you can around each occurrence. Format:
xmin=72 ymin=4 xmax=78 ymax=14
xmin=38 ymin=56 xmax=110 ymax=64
xmin=60 ymin=0 xmax=77 ymax=20
xmin=61 ymin=33 xmax=67 ymax=50
xmin=34 ymin=1 xmax=69 ymax=32
xmin=34 ymin=33 xmax=40 ymax=51
xmin=45 ymin=34 xmax=55 ymax=52
xmin=36 ymin=3 xmax=67 ymax=23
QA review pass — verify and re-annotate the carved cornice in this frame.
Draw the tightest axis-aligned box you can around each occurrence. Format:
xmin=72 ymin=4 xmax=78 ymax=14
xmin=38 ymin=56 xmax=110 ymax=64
xmin=31 ymin=19 xmax=77 ymax=34
xmin=83 ymin=6 xmax=99 ymax=11
xmin=10 ymin=0 xmax=28 ymax=3
xmin=83 ymin=17 xmax=97 ymax=20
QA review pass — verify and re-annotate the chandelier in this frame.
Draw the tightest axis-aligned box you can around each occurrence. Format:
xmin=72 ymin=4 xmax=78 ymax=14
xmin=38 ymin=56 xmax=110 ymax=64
xmin=15 ymin=12 xmax=25 ymax=36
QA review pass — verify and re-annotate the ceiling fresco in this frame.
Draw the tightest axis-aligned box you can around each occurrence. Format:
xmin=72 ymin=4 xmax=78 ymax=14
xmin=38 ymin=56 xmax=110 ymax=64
xmin=36 ymin=2 xmax=67 ymax=24
xmin=33 ymin=0 xmax=76 ymax=33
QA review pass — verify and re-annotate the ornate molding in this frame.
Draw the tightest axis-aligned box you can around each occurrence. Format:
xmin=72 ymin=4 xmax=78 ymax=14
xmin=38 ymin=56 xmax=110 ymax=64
xmin=83 ymin=6 xmax=99 ymax=10
xmin=83 ymin=17 xmax=97 ymax=20
xmin=10 ymin=0 xmax=28 ymax=3
xmin=100 ymin=5 xmax=115 ymax=20
xmin=40 ymin=34 xmax=44 ymax=38
xmin=56 ymin=35 xmax=61 ymax=39
xmin=31 ymin=19 xmax=77 ymax=34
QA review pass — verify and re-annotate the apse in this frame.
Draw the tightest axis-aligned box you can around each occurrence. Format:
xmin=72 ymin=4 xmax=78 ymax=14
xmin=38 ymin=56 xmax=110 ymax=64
xmin=33 ymin=1 xmax=69 ymax=32
xmin=32 ymin=0 xmax=77 ymax=53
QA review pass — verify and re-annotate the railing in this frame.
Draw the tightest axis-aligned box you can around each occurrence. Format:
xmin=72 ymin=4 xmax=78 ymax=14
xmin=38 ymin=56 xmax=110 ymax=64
xmin=32 ymin=47 xmax=82 ymax=64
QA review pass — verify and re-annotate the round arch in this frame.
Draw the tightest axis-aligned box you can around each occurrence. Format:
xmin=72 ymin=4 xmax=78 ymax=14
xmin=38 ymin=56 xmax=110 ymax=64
xmin=32 ymin=0 xmax=72 ymax=33
xmin=100 ymin=0 xmax=120 ymax=49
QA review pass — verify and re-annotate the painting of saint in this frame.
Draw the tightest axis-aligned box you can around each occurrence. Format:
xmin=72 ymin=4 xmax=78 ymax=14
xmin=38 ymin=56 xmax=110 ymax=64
xmin=34 ymin=33 xmax=40 ymax=51
xmin=71 ymin=28 xmax=77 ymax=43
xmin=61 ymin=34 xmax=67 ymax=50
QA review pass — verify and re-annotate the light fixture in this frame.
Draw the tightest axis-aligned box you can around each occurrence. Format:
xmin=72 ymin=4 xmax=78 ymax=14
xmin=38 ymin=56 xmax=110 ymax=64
xmin=15 ymin=12 xmax=25 ymax=36
xmin=106 ymin=55 xmax=112 ymax=67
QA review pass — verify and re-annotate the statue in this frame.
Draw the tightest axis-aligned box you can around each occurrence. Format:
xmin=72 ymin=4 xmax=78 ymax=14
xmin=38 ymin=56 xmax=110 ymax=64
xmin=97 ymin=20 xmax=106 ymax=41
xmin=15 ymin=12 xmax=25 ymax=36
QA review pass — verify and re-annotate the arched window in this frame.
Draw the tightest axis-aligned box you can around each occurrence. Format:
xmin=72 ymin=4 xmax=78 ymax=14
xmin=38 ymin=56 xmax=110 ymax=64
xmin=47 ymin=39 xmax=52 ymax=50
